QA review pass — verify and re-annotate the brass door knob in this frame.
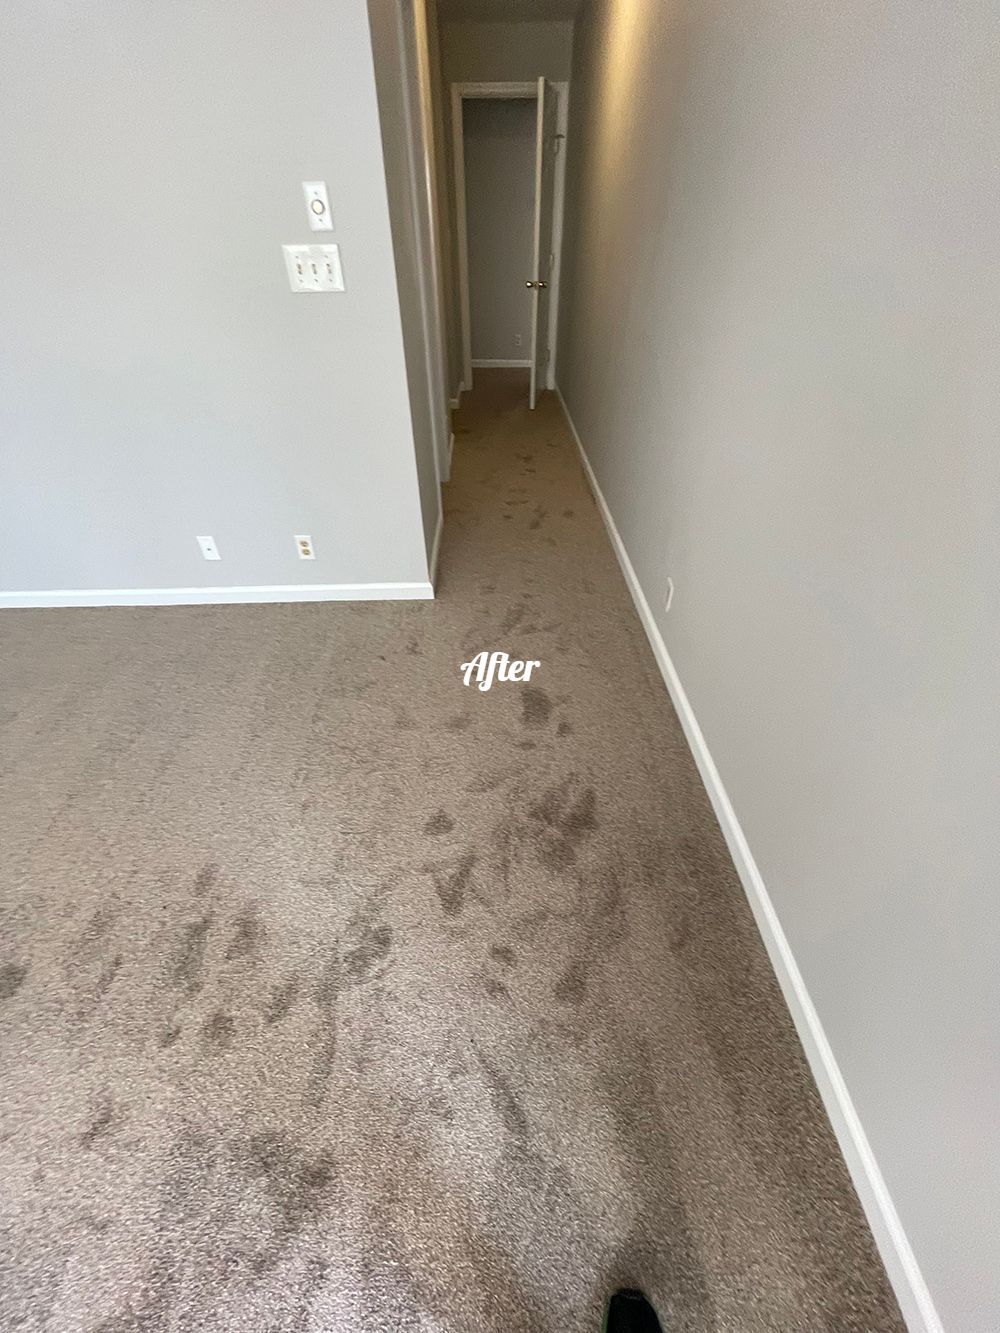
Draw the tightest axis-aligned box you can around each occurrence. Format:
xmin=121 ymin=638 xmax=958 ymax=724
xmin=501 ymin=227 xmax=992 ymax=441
xmin=525 ymin=280 xmax=548 ymax=289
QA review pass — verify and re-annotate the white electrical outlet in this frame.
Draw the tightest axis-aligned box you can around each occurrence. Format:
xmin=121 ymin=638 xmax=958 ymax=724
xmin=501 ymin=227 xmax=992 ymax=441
xmin=664 ymin=577 xmax=674 ymax=612
xmin=282 ymin=244 xmax=344 ymax=292
xmin=302 ymin=181 xmax=333 ymax=231
xmin=295 ymin=534 xmax=315 ymax=560
xmin=197 ymin=535 xmax=221 ymax=561
xmin=514 ymin=332 xmax=522 ymax=347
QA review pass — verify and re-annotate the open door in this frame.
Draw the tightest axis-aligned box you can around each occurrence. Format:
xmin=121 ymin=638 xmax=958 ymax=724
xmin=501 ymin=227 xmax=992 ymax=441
xmin=528 ymin=77 xmax=558 ymax=409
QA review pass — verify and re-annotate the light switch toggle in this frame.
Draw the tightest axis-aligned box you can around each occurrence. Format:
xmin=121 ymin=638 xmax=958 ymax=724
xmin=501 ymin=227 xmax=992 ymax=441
xmin=283 ymin=244 xmax=345 ymax=292
xmin=302 ymin=181 xmax=333 ymax=231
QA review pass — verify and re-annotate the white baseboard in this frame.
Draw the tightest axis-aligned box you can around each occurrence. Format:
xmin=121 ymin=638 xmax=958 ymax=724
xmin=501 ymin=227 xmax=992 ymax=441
xmin=471 ymin=358 xmax=530 ymax=368
xmin=555 ymin=385 xmax=943 ymax=1333
xmin=449 ymin=381 xmax=464 ymax=410
xmin=429 ymin=503 xmax=444 ymax=590
xmin=0 ymin=581 xmax=434 ymax=609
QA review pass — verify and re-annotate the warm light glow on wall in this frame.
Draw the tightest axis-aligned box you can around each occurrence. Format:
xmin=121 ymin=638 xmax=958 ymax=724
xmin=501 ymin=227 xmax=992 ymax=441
xmin=593 ymin=0 xmax=662 ymax=187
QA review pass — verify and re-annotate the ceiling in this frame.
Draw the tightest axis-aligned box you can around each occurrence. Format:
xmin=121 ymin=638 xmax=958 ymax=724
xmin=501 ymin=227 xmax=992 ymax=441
xmin=437 ymin=0 xmax=581 ymax=19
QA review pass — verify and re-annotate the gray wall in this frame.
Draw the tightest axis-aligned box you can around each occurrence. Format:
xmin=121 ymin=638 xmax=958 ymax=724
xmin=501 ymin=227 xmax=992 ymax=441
xmin=559 ymin=1 xmax=999 ymax=1329
xmin=463 ymin=100 xmax=536 ymax=362
xmin=0 ymin=0 xmax=430 ymax=598
xmin=441 ymin=19 xmax=574 ymax=82
xmin=425 ymin=1 xmax=465 ymax=402
xmin=368 ymin=0 xmax=447 ymax=542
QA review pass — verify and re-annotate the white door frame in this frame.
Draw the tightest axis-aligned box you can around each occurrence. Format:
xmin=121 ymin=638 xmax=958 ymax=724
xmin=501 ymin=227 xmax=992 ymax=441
xmin=450 ymin=80 xmax=569 ymax=394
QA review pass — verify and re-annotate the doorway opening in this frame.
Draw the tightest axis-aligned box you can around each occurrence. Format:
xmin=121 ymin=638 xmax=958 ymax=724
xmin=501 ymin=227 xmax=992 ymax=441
xmin=451 ymin=80 xmax=567 ymax=409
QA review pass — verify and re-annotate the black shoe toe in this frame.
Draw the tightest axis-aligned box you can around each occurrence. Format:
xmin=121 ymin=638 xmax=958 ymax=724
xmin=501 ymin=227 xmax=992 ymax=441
xmin=604 ymin=1288 xmax=664 ymax=1333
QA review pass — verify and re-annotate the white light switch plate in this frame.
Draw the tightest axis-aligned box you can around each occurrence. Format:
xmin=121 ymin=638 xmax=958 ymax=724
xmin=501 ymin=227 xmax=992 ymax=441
xmin=282 ymin=244 xmax=344 ymax=292
xmin=302 ymin=181 xmax=333 ymax=231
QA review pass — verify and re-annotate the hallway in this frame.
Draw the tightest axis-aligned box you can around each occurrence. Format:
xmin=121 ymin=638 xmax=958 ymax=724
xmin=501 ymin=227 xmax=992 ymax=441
xmin=0 ymin=373 xmax=901 ymax=1331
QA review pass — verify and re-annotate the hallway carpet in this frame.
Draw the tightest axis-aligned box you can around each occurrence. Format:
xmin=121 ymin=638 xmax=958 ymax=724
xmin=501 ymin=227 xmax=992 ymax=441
xmin=0 ymin=371 xmax=902 ymax=1332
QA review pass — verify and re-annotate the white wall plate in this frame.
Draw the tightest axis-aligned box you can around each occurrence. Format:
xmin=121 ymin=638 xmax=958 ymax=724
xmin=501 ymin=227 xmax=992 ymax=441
xmin=282 ymin=244 xmax=344 ymax=292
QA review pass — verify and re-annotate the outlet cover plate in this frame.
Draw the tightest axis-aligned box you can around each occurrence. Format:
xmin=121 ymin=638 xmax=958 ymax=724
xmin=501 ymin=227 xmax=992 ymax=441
xmin=283 ymin=244 xmax=344 ymax=292
xmin=302 ymin=181 xmax=333 ymax=231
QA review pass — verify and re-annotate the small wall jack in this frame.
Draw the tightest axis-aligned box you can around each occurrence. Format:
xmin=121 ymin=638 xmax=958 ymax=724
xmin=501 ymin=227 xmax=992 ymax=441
xmin=295 ymin=534 xmax=315 ymax=560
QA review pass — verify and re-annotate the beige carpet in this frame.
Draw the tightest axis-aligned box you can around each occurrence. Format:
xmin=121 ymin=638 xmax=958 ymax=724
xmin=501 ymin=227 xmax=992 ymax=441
xmin=0 ymin=370 xmax=902 ymax=1331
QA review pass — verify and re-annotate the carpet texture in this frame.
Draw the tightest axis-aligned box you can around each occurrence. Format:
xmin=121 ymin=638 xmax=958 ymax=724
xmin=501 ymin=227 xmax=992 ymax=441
xmin=0 ymin=371 xmax=903 ymax=1331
